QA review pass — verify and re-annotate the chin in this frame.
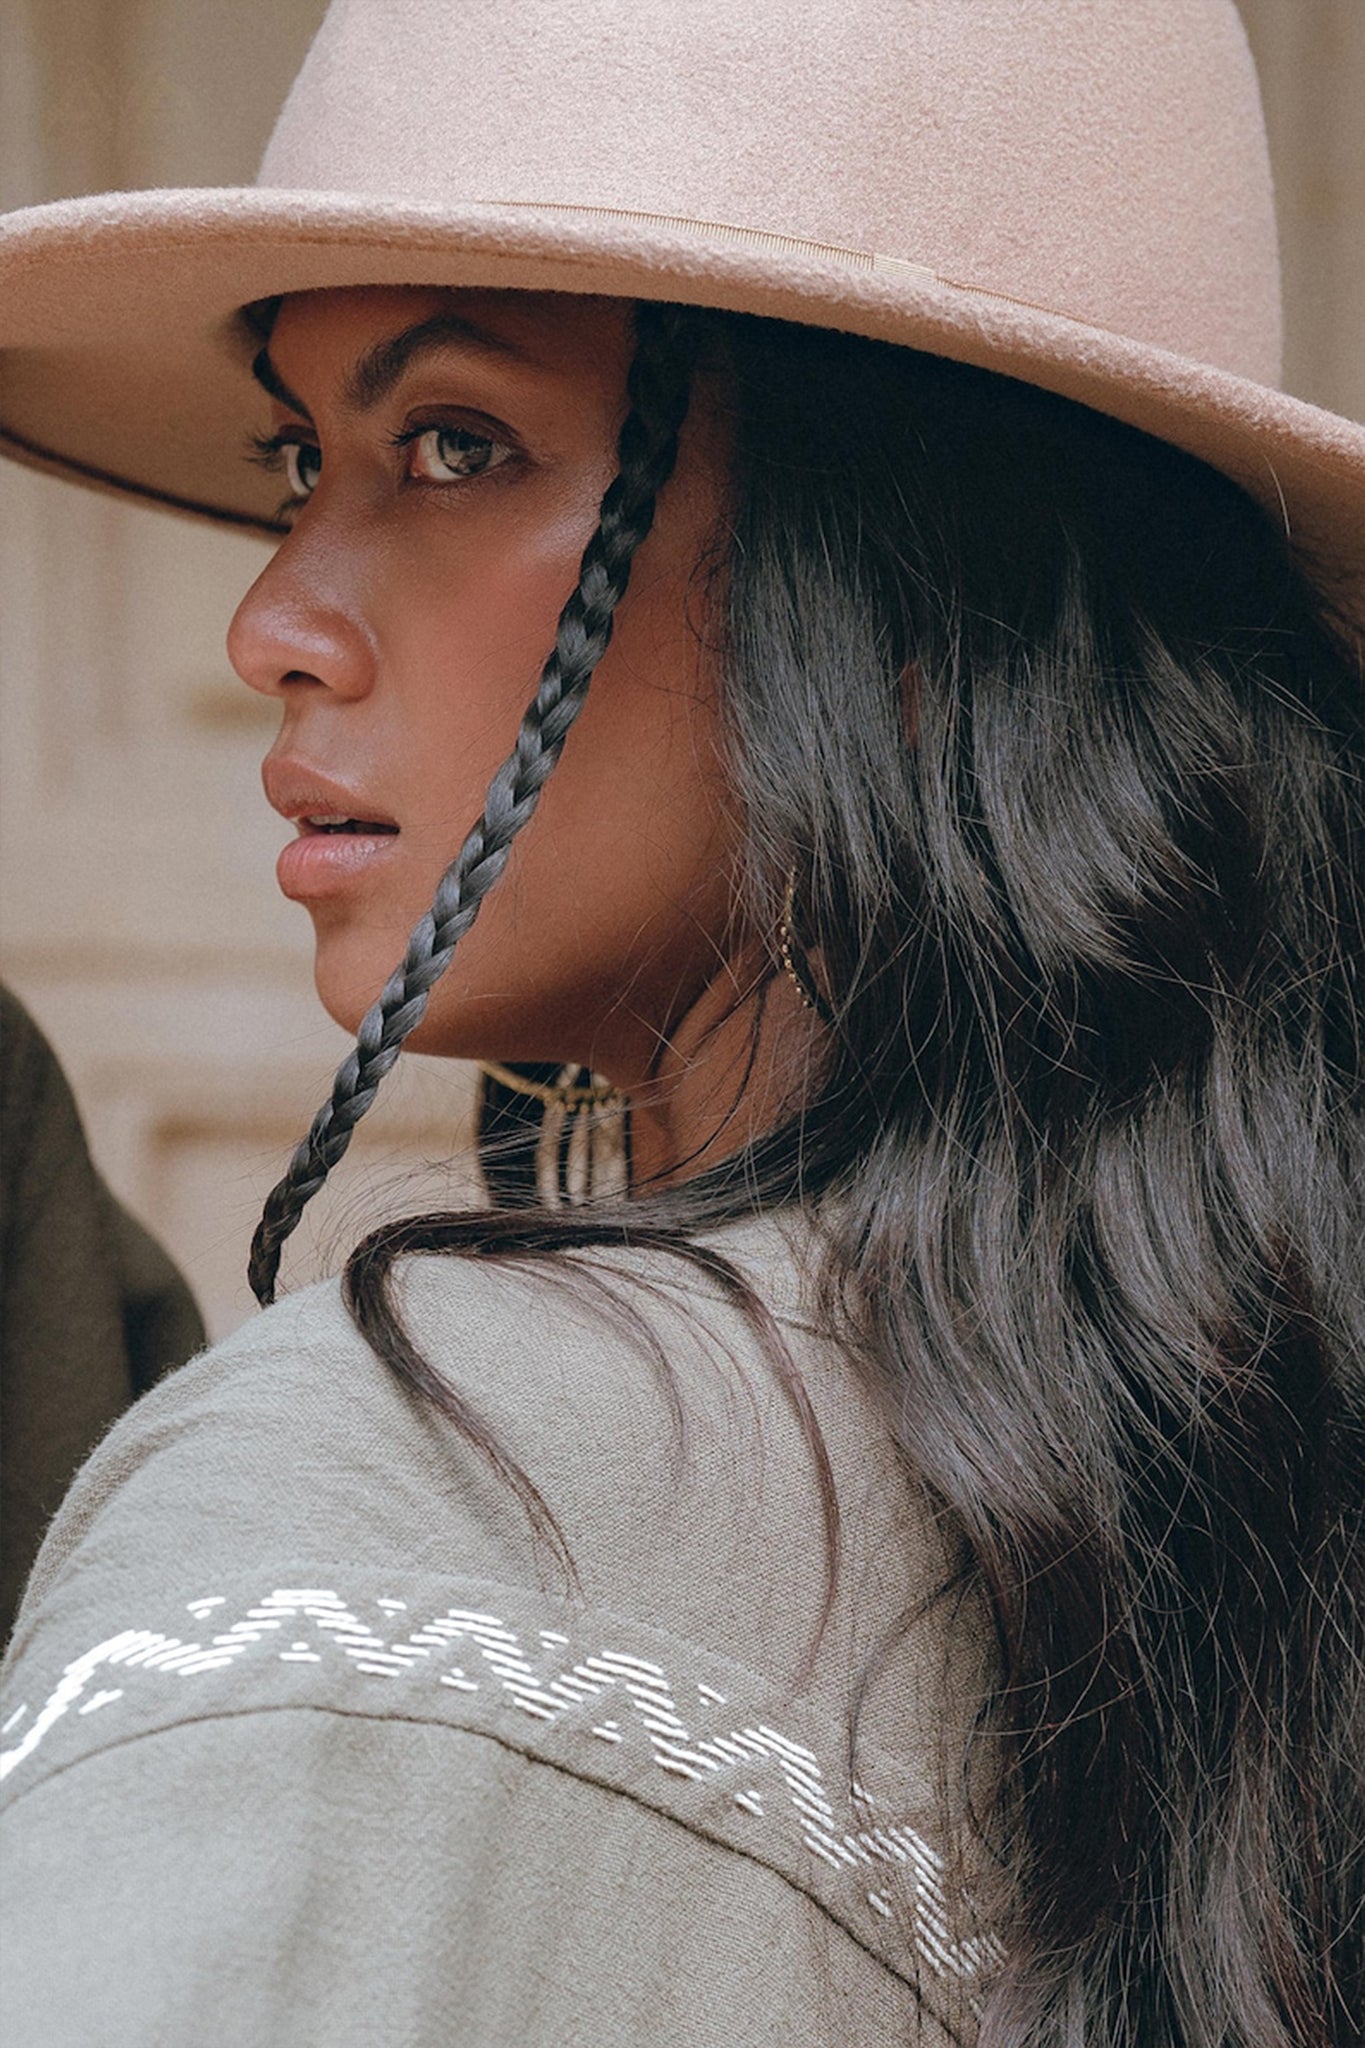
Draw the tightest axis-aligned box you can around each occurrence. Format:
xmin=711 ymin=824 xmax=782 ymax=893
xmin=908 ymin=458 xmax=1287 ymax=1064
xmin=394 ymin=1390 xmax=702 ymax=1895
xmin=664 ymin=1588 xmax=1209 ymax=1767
xmin=310 ymin=946 xmax=473 ymax=1059
xmin=312 ymin=946 xmax=389 ymax=1039
xmin=307 ymin=923 xmax=581 ymax=1065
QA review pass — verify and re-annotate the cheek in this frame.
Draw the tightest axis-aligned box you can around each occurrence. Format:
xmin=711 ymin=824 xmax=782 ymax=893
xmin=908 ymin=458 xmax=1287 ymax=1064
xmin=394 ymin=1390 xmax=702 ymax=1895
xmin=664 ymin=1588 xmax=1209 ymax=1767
xmin=497 ymin=429 xmax=741 ymax=1010
xmin=302 ymin=415 xmax=739 ymax=1057
xmin=509 ymin=560 xmax=738 ymax=961
xmin=369 ymin=479 xmax=615 ymax=831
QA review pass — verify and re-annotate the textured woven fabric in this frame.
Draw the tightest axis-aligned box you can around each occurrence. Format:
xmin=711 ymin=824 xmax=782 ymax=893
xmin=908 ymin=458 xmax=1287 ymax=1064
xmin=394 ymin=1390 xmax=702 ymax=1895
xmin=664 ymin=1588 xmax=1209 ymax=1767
xmin=0 ymin=1211 xmax=997 ymax=2045
xmin=0 ymin=0 xmax=1362 ymax=599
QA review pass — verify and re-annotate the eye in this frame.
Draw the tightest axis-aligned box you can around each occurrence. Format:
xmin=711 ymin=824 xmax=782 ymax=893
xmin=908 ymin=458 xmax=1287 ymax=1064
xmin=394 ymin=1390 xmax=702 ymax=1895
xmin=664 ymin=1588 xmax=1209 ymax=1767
xmin=245 ymin=430 xmax=321 ymax=506
xmin=397 ymin=424 xmax=512 ymax=484
xmin=281 ymin=439 xmax=322 ymax=499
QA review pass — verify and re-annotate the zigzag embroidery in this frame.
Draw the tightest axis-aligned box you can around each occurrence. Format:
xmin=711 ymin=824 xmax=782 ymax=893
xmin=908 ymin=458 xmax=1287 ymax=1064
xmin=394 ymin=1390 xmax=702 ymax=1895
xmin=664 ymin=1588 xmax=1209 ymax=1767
xmin=1 ymin=1586 xmax=1002 ymax=1985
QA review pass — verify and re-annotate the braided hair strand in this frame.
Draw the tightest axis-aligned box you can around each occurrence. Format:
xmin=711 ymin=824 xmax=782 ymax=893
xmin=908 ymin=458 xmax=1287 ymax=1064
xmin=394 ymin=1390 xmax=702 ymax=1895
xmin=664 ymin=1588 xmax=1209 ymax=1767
xmin=247 ymin=302 xmax=695 ymax=1306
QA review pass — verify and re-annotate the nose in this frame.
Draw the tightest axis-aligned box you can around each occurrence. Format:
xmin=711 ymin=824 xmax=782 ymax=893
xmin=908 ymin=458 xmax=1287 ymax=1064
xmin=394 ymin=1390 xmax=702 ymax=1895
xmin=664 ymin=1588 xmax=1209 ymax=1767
xmin=226 ymin=534 xmax=377 ymax=702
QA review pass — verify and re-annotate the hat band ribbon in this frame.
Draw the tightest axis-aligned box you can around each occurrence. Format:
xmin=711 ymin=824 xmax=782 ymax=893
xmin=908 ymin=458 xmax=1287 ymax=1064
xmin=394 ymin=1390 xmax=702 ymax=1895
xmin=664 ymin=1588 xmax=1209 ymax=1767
xmin=482 ymin=199 xmax=1067 ymax=323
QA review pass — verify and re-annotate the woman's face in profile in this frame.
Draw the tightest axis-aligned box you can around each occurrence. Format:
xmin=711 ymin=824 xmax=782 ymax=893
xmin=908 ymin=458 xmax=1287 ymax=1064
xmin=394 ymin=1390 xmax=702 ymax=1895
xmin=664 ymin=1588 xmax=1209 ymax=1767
xmin=227 ymin=285 xmax=738 ymax=1086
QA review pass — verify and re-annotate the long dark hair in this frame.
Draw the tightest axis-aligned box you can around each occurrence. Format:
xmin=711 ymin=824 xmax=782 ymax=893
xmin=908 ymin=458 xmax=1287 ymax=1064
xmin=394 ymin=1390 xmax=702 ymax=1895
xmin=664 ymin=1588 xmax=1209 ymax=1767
xmin=268 ymin=307 xmax=1365 ymax=2044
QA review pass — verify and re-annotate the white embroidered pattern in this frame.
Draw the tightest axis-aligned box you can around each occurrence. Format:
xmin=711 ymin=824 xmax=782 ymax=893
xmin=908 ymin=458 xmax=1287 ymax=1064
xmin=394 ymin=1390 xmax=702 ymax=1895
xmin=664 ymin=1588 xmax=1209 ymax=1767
xmin=1 ymin=1586 xmax=1002 ymax=1988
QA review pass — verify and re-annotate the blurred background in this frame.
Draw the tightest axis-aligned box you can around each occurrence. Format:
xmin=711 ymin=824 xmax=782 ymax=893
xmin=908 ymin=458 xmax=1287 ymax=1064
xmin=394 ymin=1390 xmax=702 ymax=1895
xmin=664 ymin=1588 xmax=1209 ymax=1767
xmin=1 ymin=0 xmax=1361 ymax=1341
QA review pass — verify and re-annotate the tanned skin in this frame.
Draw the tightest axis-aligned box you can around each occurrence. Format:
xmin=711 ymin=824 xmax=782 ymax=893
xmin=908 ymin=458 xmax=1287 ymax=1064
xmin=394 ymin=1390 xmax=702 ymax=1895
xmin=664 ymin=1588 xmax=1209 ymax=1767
xmin=229 ymin=286 xmax=820 ymax=1188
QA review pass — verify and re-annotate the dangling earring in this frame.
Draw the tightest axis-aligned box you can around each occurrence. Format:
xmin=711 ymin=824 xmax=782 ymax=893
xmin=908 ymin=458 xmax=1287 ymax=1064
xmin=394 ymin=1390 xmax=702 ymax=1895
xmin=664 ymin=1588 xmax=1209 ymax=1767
xmin=777 ymin=870 xmax=834 ymax=1025
xmin=477 ymin=1060 xmax=629 ymax=1207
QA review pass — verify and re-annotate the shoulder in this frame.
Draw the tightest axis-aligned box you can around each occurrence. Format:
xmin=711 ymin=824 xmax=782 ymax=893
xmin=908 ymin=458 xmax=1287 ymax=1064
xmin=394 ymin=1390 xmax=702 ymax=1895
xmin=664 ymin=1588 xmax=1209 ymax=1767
xmin=7 ymin=1214 xmax=868 ymax=1660
xmin=2 ymin=1209 xmax=983 ymax=1795
xmin=0 ymin=1216 xmax=998 ymax=2028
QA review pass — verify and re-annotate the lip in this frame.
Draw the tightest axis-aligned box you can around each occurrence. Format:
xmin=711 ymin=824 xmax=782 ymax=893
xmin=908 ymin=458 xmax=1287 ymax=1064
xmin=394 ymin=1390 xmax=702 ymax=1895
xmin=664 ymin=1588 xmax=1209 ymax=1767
xmin=263 ymin=757 xmax=401 ymax=903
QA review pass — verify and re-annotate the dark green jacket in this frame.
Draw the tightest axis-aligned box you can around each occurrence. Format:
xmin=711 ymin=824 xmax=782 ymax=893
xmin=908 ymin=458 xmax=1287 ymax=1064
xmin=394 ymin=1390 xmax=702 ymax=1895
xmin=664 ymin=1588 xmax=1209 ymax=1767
xmin=0 ymin=984 xmax=205 ymax=1637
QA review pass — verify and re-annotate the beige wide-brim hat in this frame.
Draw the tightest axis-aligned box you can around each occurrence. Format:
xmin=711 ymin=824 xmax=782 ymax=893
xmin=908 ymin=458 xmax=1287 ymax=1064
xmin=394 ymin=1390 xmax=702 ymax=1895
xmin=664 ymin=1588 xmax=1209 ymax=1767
xmin=2 ymin=0 xmax=1363 ymax=604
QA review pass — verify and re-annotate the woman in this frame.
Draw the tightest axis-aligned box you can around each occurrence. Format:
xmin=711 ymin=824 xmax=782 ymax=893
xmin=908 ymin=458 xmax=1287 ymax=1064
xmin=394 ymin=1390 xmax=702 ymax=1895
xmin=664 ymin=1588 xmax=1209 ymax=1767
xmin=0 ymin=2 xmax=1361 ymax=2044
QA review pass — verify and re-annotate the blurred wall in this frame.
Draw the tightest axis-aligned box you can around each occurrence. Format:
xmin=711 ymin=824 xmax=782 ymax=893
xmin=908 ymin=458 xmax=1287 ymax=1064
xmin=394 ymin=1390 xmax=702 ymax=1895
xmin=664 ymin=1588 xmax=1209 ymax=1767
xmin=1237 ymin=0 xmax=1364 ymax=422
xmin=0 ymin=0 xmax=1361 ymax=1340
xmin=0 ymin=0 xmax=481 ymax=1340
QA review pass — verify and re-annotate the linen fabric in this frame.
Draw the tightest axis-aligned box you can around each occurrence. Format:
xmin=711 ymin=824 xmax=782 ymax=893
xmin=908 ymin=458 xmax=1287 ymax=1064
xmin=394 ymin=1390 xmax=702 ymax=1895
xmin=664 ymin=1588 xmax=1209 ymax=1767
xmin=0 ymin=1212 xmax=997 ymax=2046
xmin=0 ymin=0 xmax=1362 ymax=603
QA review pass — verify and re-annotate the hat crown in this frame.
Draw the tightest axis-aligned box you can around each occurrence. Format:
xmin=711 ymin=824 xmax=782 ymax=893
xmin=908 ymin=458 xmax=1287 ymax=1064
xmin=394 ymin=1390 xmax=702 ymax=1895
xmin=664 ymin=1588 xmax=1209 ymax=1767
xmin=259 ymin=0 xmax=1281 ymax=386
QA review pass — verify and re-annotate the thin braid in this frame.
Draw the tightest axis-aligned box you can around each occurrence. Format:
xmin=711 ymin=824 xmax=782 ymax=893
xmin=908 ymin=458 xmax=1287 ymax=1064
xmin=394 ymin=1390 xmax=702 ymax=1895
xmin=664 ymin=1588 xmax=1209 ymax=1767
xmin=248 ymin=303 xmax=695 ymax=1306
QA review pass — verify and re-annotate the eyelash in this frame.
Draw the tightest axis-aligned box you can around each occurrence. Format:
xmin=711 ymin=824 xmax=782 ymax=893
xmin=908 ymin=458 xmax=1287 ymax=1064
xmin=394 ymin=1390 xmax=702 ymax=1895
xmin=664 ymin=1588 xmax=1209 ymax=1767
xmin=244 ymin=421 xmax=515 ymax=522
xmin=244 ymin=431 xmax=320 ymax=524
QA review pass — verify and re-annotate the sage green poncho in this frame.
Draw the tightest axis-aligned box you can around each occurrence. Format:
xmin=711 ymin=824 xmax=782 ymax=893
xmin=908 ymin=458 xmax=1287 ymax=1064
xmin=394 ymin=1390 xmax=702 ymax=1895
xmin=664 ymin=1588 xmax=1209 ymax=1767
xmin=0 ymin=1210 xmax=996 ymax=2045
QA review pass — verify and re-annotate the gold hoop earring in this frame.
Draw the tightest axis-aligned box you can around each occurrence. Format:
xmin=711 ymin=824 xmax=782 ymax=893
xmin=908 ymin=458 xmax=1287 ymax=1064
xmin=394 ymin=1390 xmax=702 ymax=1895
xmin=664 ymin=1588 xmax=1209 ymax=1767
xmin=477 ymin=1060 xmax=629 ymax=1207
xmin=777 ymin=871 xmax=834 ymax=1025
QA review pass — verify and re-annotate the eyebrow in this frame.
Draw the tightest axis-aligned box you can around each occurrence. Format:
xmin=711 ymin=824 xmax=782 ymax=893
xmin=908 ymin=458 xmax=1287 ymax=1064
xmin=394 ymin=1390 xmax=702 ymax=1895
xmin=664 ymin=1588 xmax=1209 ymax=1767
xmin=250 ymin=314 xmax=530 ymax=422
xmin=346 ymin=315 xmax=528 ymax=409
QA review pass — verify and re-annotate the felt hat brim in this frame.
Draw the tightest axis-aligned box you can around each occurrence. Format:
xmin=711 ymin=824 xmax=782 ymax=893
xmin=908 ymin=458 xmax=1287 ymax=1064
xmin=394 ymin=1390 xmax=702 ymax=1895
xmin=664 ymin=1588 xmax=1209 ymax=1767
xmin=2 ymin=185 xmax=1363 ymax=608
